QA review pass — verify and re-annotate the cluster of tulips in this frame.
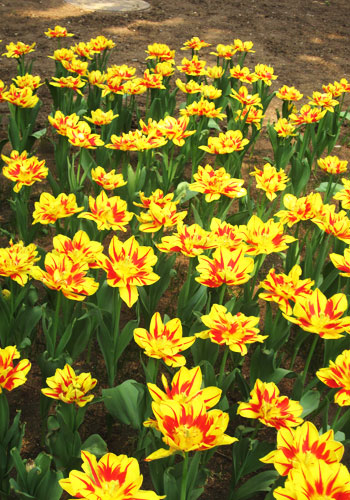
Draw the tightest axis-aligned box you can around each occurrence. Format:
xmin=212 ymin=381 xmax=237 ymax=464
xmin=0 ymin=27 xmax=350 ymax=499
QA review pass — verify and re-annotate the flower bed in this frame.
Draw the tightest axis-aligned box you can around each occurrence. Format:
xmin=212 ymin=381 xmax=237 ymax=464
xmin=0 ymin=31 xmax=350 ymax=499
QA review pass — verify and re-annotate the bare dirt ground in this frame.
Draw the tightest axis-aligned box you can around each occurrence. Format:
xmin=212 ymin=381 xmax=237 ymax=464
xmin=1 ymin=0 xmax=350 ymax=498
xmin=1 ymin=0 xmax=350 ymax=94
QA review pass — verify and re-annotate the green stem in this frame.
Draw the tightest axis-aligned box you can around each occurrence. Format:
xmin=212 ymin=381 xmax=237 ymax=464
xmin=324 ymin=174 xmax=334 ymax=203
xmin=146 ymin=357 xmax=160 ymax=384
xmin=250 ymin=421 xmax=262 ymax=440
xmin=300 ymin=335 xmax=318 ymax=387
xmin=0 ymin=391 xmax=9 ymax=442
xmin=51 ymin=292 xmax=62 ymax=359
xmin=331 ymin=405 xmax=342 ymax=431
xmin=218 ymin=283 xmax=226 ymax=305
xmin=250 ymin=254 xmax=266 ymax=299
xmin=218 ymin=348 xmax=229 ymax=387
xmin=182 ymin=258 xmax=194 ymax=304
xmin=180 ymin=452 xmax=189 ymax=500
xmin=113 ymin=289 xmax=122 ymax=343
xmin=108 ymin=289 xmax=122 ymax=386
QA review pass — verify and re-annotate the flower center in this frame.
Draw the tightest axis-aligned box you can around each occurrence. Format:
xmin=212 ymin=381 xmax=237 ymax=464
xmin=100 ymin=479 xmax=122 ymax=500
xmin=261 ymin=401 xmax=281 ymax=420
xmin=174 ymin=424 xmax=203 ymax=450
xmin=117 ymin=259 xmax=138 ymax=280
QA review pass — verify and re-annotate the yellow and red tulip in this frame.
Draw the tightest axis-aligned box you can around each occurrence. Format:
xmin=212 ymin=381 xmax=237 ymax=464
xmin=145 ymin=398 xmax=236 ymax=460
xmin=312 ymin=205 xmax=350 ymax=243
xmin=97 ymin=235 xmax=159 ymax=307
xmin=50 ymin=76 xmax=86 ymax=96
xmin=273 ymin=461 xmax=350 ymax=500
xmin=261 ymin=421 xmax=344 ymax=476
xmin=317 ymin=349 xmax=350 ymax=406
xmin=254 ymin=64 xmax=278 ymax=86
xmin=283 ymin=288 xmax=350 ymax=340
xmin=2 ymin=41 xmax=36 ymax=58
xmin=2 ymin=150 xmax=48 ymax=192
xmin=259 ymin=265 xmax=314 ymax=315
xmin=177 ymin=55 xmax=207 ymax=76
xmin=317 ymin=155 xmax=347 ymax=174
xmin=137 ymin=201 xmax=187 ymax=233
xmin=52 ymin=230 xmax=104 ymax=268
xmin=0 ymin=240 xmax=39 ymax=286
xmin=60 ymin=450 xmax=165 ymax=499
xmin=250 ymin=163 xmax=289 ymax=201
xmin=66 ymin=121 xmax=104 ymax=148
xmin=196 ymin=246 xmax=254 ymax=288
xmin=190 ymin=164 xmax=247 ymax=202
xmin=209 ymin=218 xmax=246 ymax=251
xmin=91 ymin=166 xmax=127 ymax=191
xmin=157 ymin=222 xmax=217 ymax=257
xmin=32 ymin=192 xmax=83 ymax=225
xmin=197 ymin=304 xmax=267 ymax=355
xmin=199 ymin=129 xmax=248 ymax=154
xmin=145 ymin=42 xmax=175 ymax=61
xmin=2 ymin=84 xmax=39 ymax=108
xmin=147 ymin=365 xmax=221 ymax=410
xmin=78 ymin=190 xmax=133 ymax=231
xmin=42 ymin=364 xmax=96 ymax=407
xmin=180 ymin=98 xmax=226 ymax=120
xmin=134 ymin=312 xmax=195 ymax=367
xmin=276 ymin=192 xmax=324 ymax=227
xmin=239 ymin=215 xmax=297 ymax=255
xmin=48 ymin=110 xmax=80 ymax=137
xmin=31 ymin=252 xmax=99 ymax=301
xmin=45 ymin=25 xmax=74 ymax=38
xmin=237 ymin=379 xmax=303 ymax=429
xmin=0 ymin=346 xmax=31 ymax=392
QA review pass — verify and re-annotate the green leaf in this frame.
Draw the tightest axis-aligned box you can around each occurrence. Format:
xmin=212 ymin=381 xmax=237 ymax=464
xmin=315 ymin=181 xmax=343 ymax=194
xmin=191 ymin=340 xmax=219 ymax=367
xmin=300 ymin=390 xmax=321 ymax=418
xmin=55 ymin=320 xmax=76 ymax=357
xmin=163 ymin=467 xmax=180 ymax=500
xmin=31 ymin=128 xmax=47 ymax=139
xmin=233 ymin=471 xmax=279 ymax=500
xmin=191 ymin=204 xmax=203 ymax=226
xmin=102 ymin=379 xmax=147 ymax=429
xmin=174 ymin=182 xmax=198 ymax=203
xmin=115 ymin=319 xmax=138 ymax=363
xmin=250 ymin=347 xmax=292 ymax=386
xmin=67 ymin=315 xmax=95 ymax=360
xmin=81 ymin=434 xmax=108 ymax=458
xmin=207 ymin=118 xmax=222 ymax=131
xmin=16 ymin=305 xmax=42 ymax=342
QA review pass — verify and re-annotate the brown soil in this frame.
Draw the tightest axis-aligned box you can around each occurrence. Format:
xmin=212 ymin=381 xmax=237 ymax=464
xmin=1 ymin=0 xmax=350 ymax=499
xmin=1 ymin=0 xmax=350 ymax=94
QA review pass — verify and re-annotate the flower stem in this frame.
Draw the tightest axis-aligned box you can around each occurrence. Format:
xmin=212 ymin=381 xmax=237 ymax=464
xmin=218 ymin=347 xmax=229 ymax=388
xmin=109 ymin=289 xmax=122 ymax=386
xmin=331 ymin=405 xmax=342 ymax=431
xmin=300 ymin=335 xmax=318 ymax=387
xmin=218 ymin=283 xmax=226 ymax=305
xmin=51 ymin=292 xmax=62 ymax=359
xmin=182 ymin=258 xmax=194 ymax=305
xmin=180 ymin=452 xmax=189 ymax=500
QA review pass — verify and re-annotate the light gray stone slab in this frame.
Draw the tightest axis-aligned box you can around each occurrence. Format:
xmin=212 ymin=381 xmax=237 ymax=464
xmin=64 ymin=0 xmax=150 ymax=12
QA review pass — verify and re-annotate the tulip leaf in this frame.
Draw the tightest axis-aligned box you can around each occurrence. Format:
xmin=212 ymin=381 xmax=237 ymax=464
xmin=115 ymin=319 xmax=139 ymax=363
xmin=207 ymin=118 xmax=221 ymax=131
xmin=102 ymin=379 xmax=147 ymax=429
xmin=233 ymin=470 xmax=279 ymax=500
xmin=31 ymin=128 xmax=47 ymax=139
xmin=315 ymin=181 xmax=343 ymax=194
xmin=300 ymin=390 xmax=321 ymax=418
xmin=81 ymin=434 xmax=108 ymax=458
